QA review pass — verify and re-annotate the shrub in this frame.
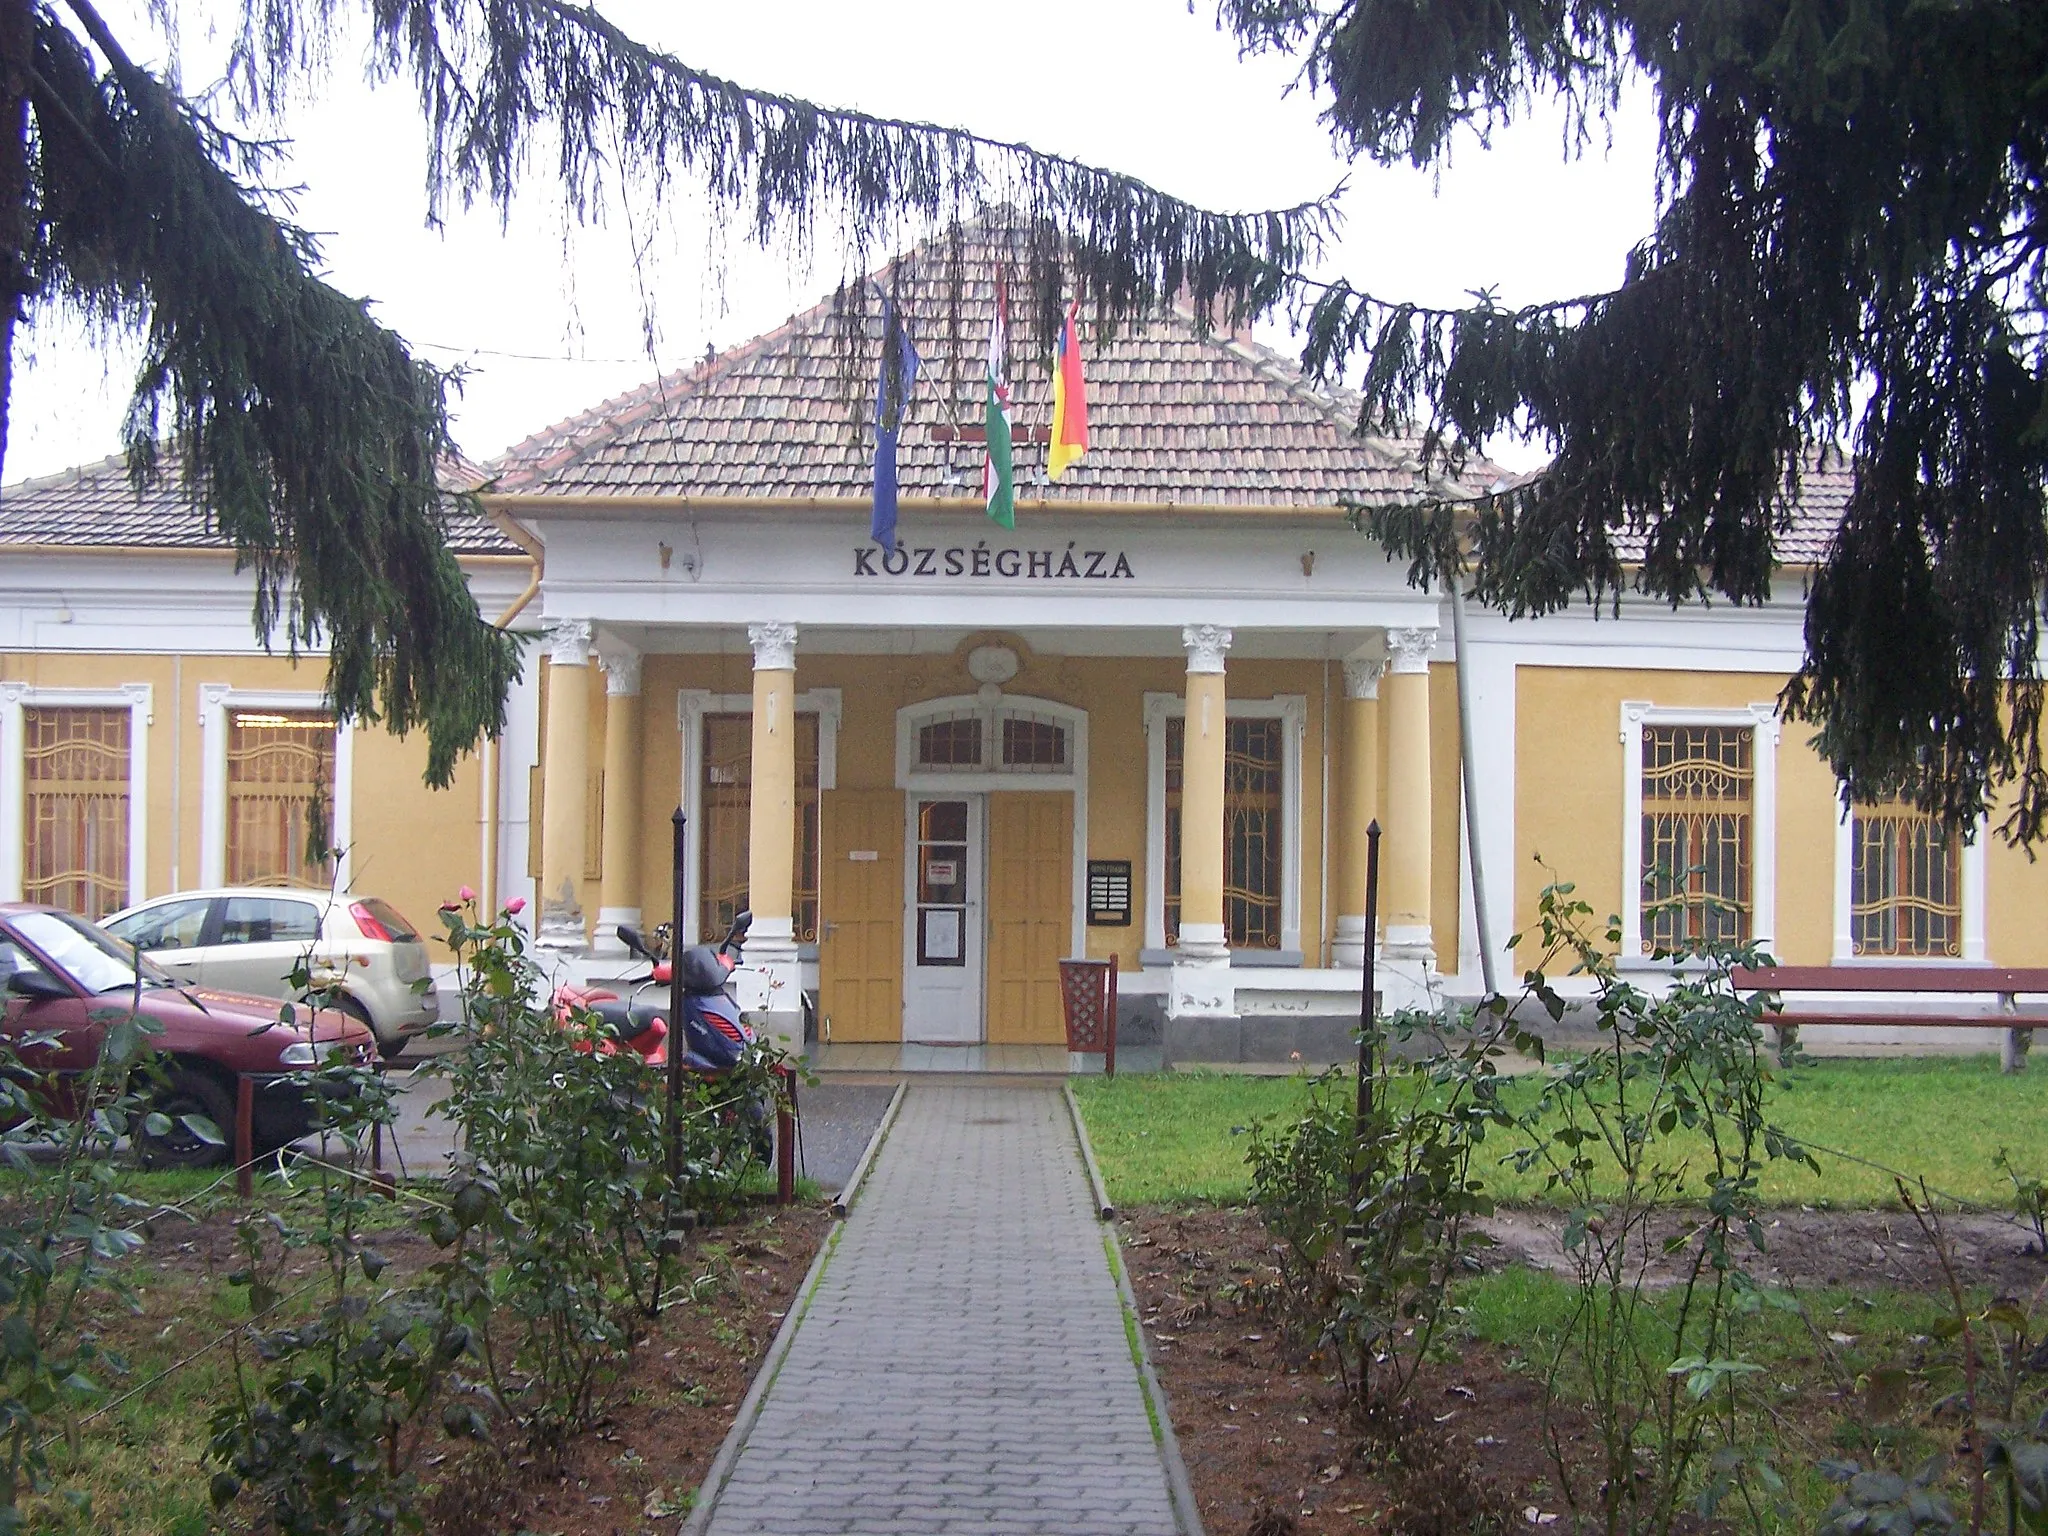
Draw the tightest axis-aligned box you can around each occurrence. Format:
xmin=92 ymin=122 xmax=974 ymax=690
xmin=0 ymin=982 xmax=174 ymax=1531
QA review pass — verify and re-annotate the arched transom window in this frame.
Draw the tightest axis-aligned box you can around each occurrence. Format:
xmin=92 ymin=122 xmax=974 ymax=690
xmin=913 ymin=704 xmax=1071 ymax=775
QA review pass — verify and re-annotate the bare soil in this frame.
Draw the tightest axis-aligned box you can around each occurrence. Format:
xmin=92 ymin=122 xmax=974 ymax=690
xmin=102 ymin=1197 xmax=832 ymax=1536
xmin=1122 ymin=1204 xmax=2048 ymax=1536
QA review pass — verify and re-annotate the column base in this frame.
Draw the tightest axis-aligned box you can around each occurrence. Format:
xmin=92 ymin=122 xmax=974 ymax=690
xmin=591 ymin=907 xmax=641 ymax=955
xmin=1332 ymin=914 xmax=1370 ymax=969
xmin=736 ymin=917 xmax=805 ymax=1053
xmin=1168 ymin=924 xmax=1236 ymax=1019
xmin=1382 ymin=921 xmax=1435 ymax=964
xmin=535 ymin=878 xmax=588 ymax=953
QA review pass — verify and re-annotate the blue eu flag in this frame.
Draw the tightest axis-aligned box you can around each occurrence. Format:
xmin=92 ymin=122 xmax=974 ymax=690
xmin=871 ymin=296 xmax=921 ymax=549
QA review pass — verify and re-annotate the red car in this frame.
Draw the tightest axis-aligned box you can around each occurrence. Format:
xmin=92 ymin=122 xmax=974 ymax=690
xmin=0 ymin=903 xmax=377 ymax=1168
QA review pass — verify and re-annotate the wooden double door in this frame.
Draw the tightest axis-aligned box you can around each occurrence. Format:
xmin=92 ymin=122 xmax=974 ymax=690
xmin=818 ymin=789 xmax=1071 ymax=1045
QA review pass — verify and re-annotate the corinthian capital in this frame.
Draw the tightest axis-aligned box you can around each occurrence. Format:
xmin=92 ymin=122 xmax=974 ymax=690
xmin=1181 ymin=624 xmax=1233 ymax=675
xmin=1385 ymin=626 xmax=1438 ymax=675
xmin=748 ymin=622 xmax=798 ymax=672
xmin=1342 ymin=657 xmax=1386 ymax=700
xmin=544 ymin=618 xmax=592 ymax=667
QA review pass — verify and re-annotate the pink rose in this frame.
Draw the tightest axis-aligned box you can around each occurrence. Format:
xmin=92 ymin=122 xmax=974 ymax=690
xmin=505 ymin=896 xmax=527 ymax=915
xmin=459 ymin=884 xmax=477 ymax=903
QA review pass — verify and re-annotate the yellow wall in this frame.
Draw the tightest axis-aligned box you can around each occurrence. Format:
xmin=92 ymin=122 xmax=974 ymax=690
xmin=1506 ymin=664 xmax=2022 ymax=970
xmin=2 ymin=650 xmax=485 ymax=960
xmin=636 ymin=642 xmax=1353 ymax=970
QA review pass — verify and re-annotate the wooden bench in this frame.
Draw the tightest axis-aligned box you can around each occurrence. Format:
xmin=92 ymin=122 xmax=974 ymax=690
xmin=1730 ymin=965 xmax=2048 ymax=1072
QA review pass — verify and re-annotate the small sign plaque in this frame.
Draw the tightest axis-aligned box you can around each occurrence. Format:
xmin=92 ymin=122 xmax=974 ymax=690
xmin=848 ymin=849 xmax=879 ymax=862
xmin=1087 ymin=859 xmax=1133 ymax=927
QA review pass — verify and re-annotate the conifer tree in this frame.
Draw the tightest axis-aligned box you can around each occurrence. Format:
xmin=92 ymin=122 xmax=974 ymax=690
xmin=1217 ymin=0 xmax=2048 ymax=842
xmin=4 ymin=0 xmax=1324 ymax=785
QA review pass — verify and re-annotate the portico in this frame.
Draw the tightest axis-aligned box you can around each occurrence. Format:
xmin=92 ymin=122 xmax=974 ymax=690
xmin=517 ymin=504 xmax=1467 ymax=1059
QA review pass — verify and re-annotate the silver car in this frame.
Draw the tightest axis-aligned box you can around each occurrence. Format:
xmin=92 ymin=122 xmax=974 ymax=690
xmin=103 ymin=888 xmax=439 ymax=1059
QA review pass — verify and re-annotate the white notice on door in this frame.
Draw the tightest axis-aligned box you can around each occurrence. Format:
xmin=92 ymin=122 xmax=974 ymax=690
xmin=925 ymin=858 xmax=959 ymax=885
xmin=848 ymin=849 xmax=879 ymax=861
xmin=924 ymin=908 xmax=962 ymax=960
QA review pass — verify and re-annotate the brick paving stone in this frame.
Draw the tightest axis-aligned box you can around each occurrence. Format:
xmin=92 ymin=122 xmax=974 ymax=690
xmin=699 ymin=1082 xmax=1181 ymax=1535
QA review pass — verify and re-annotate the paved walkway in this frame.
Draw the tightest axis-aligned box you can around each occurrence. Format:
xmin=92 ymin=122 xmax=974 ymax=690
xmin=700 ymin=1082 xmax=1183 ymax=1536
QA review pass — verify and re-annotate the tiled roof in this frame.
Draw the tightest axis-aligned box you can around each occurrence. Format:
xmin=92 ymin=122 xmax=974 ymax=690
xmin=489 ymin=235 xmax=1488 ymax=508
xmin=1593 ymin=451 xmax=1850 ymax=567
xmin=0 ymin=451 xmax=520 ymax=555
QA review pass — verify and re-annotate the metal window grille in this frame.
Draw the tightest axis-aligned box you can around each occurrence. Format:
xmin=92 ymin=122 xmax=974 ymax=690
xmin=1640 ymin=724 xmax=1752 ymax=953
xmin=1163 ymin=715 xmax=1284 ymax=949
xmin=697 ymin=713 xmax=821 ymax=943
xmin=916 ymin=715 xmax=984 ymax=769
xmin=225 ymin=710 xmax=336 ymax=890
xmin=998 ymin=711 xmax=1068 ymax=770
xmin=1851 ymin=802 xmax=1962 ymax=957
xmin=23 ymin=707 xmax=130 ymax=919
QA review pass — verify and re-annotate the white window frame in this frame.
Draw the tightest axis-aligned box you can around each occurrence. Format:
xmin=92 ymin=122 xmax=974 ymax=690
xmin=676 ymin=688 xmax=842 ymax=944
xmin=1832 ymin=799 xmax=1987 ymax=963
xmin=1143 ymin=691 xmax=1306 ymax=958
xmin=1619 ymin=701 xmax=1778 ymax=961
xmin=895 ymin=694 xmax=1085 ymax=795
xmin=0 ymin=682 xmax=152 ymax=906
xmin=198 ymin=685 xmax=353 ymax=891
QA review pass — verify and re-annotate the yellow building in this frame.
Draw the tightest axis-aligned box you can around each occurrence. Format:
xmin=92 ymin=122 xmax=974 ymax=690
xmin=8 ymin=249 xmax=2046 ymax=1063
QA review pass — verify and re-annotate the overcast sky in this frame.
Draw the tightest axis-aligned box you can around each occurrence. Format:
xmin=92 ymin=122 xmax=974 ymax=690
xmin=8 ymin=1 xmax=1662 ymax=484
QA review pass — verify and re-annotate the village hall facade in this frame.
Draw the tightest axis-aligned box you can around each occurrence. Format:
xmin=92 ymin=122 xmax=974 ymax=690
xmin=7 ymin=249 xmax=2048 ymax=1061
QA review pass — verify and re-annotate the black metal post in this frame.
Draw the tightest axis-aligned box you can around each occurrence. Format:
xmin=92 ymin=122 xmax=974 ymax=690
xmin=665 ymin=808 xmax=688 ymax=1237
xmin=1351 ymin=820 xmax=1382 ymax=1212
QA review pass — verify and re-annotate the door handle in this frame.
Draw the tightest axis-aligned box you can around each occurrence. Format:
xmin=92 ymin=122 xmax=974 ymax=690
xmin=821 ymin=921 xmax=839 ymax=940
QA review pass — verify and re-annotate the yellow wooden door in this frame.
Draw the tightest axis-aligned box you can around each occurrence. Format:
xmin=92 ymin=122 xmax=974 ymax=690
xmin=985 ymin=792 xmax=1074 ymax=1044
xmin=817 ymin=790 xmax=905 ymax=1042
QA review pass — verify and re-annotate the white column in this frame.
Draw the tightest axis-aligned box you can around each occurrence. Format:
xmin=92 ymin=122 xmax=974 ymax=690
xmin=744 ymin=622 xmax=805 ymax=1047
xmin=593 ymin=644 xmax=644 ymax=957
xmin=1332 ymin=656 xmax=1385 ymax=968
xmin=536 ymin=618 xmax=593 ymax=950
xmin=1169 ymin=624 xmax=1237 ymax=1021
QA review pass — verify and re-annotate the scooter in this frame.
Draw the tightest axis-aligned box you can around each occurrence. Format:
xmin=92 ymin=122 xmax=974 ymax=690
xmin=552 ymin=913 xmax=774 ymax=1158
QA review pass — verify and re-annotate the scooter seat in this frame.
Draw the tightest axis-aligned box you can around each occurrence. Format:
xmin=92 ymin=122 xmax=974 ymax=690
xmin=587 ymin=997 xmax=666 ymax=1043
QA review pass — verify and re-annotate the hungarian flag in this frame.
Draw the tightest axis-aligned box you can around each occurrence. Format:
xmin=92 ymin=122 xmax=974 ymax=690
xmin=1048 ymin=300 xmax=1089 ymax=480
xmin=983 ymin=278 xmax=1015 ymax=528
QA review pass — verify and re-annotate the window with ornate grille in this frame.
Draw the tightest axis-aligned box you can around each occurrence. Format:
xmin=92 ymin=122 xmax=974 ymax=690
xmin=1850 ymin=801 xmax=1962 ymax=957
xmin=698 ymin=713 xmax=821 ymax=943
xmin=1640 ymin=724 xmax=1753 ymax=953
xmin=916 ymin=715 xmax=984 ymax=770
xmin=23 ymin=707 xmax=130 ymax=919
xmin=225 ymin=711 xmax=336 ymax=889
xmin=999 ymin=712 xmax=1068 ymax=770
xmin=1163 ymin=715 xmax=1284 ymax=949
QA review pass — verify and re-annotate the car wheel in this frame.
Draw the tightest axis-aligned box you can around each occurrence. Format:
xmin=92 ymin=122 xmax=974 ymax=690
xmin=335 ymin=995 xmax=401 ymax=1061
xmin=138 ymin=1066 xmax=234 ymax=1171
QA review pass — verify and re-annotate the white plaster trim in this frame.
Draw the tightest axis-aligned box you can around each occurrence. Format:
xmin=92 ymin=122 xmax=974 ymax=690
xmin=893 ymin=693 xmax=1090 ymax=962
xmin=1143 ymin=691 xmax=1306 ymax=957
xmin=197 ymin=686 xmax=353 ymax=892
xmin=675 ymin=688 xmax=842 ymax=944
xmin=0 ymin=682 xmax=152 ymax=907
xmin=1618 ymin=700 xmax=1779 ymax=960
xmin=1831 ymin=800 xmax=1989 ymax=964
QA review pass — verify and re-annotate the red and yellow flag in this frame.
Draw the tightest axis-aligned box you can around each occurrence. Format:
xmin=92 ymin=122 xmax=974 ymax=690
xmin=1048 ymin=301 xmax=1089 ymax=480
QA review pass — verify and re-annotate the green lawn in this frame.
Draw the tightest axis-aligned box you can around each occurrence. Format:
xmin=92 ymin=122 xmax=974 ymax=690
xmin=1072 ymin=1055 xmax=2048 ymax=1209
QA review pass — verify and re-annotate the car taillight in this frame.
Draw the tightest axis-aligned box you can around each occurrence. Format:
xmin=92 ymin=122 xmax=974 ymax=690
xmin=349 ymin=901 xmax=394 ymax=942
